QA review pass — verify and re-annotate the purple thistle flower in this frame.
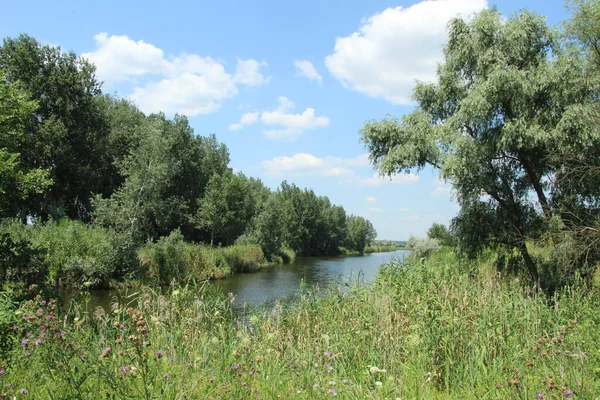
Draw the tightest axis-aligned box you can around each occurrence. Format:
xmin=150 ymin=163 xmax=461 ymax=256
xmin=329 ymin=388 xmax=337 ymax=396
xmin=40 ymin=333 xmax=46 ymax=339
xmin=36 ymin=309 xmax=43 ymax=316
xmin=232 ymin=364 xmax=240 ymax=370
xmin=34 ymin=340 xmax=42 ymax=346
xmin=0 ymin=369 xmax=5 ymax=375
xmin=22 ymin=315 xmax=29 ymax=321
xmin=19 ymin=388 xmax=27 ymax=395
xmin=26 ymin=333 xmax=34 ymax=339
xmin=537 ymin=393 xmax=544 ymax=399
xmin=40 ymin=300 xmax=46 ymax=306
xmin=327 ymin=363 xmax=334 ymax=372
xmin=20 ymin=339 xmax=28 ymax=349
xmin=38 ymin=326 xmax=45 ymax=331
xmin=565 ymin=390 xmax=574 ymax=397
xmin=118 ymin=324 xmax=124 ymax=330
xmin=54 ymin=332 xmax=65 ymax=339
xmin=45 ymin=315 xmax=54 ymax=320
xmin=324 ymin=351 xmax=334 ymax=359
xmin=156 ymin=350 xmax=163 ymax=358
xmin=12 ymin=325 xmax=18 ymax=330
xmin=163 ymin=373 xmax=169 ymax=379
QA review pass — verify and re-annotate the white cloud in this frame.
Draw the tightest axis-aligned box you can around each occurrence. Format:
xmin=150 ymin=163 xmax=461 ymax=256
xmin=234 ymin=58 xmax=271 ymax=86
xmin=228 ymin=112 xmax=259 ymax=131
xmin=361 ymin=173 xmax=419 ymax=186
xmin=324 ymin=0 xmax=487 ymax=104
xmin=369 ymin=207 xmax=384 ymax=213
xmin=395 ymin=207 xmax=411 ymax=212
xmin=82 ymin=33 xmax=165 ymax=81
xmin=261 ymin=153 xmax=354 ymax=177
xmin=260 ymin=96 xmax=329 ymax=140
xmin=294 ymin=60 xmax=323 ymax=84
xmin=402 ymin=215 xmax=422 ymax=221
xmin=367 ymin=196 xmax=378 ymax=203
xmin=82 ymin=33 xmax=269 ymax=116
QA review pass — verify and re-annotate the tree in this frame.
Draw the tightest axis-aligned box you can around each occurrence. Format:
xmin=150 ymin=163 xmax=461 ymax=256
xmin=346 ymin=215 xmax=377 ymax=254
xmin=0 ymin=35 xmax=111 ymax=220
xmin=92 ymin=114 xmax=230 ymax=244
xmin=0 ymin=73 xmax=52 ymax=220
xmin=427 ymin=223 xmax=454 ymax=247
xmin=360 ymin=9 xmax=595 ymax=285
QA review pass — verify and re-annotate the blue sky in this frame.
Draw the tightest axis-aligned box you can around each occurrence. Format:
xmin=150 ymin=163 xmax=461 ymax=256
xmin=2 ymin=0 xmax=570 ymax=240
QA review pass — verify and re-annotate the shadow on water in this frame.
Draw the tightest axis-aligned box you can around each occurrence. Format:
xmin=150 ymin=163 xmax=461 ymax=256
xmin=67 ymin=250 xmax=411 ymax=316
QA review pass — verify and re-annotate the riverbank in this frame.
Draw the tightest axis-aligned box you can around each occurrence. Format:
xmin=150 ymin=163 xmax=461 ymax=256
xmin=1 ymin=248 xmax=598 ymax=398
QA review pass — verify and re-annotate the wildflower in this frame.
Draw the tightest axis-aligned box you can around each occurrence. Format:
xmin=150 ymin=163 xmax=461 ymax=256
xmin=375 ymin=381 xmax=383 ymax=388
xmin=329 ymin=388 xmax=337 ymax=396
xmin=40 ymin=300 xmax=46 ymax=306
xmin=156 ymin=350 xmax=163 ymax=358
xmin=119 ymin=324 xmax=124 ymax=330
xmin=34 ymin=340 xmax=42 ymax=346
xmin=326 ymin=363 xmax=333 ymax=372
xmin=537 ymin=394 xmax=544 ymax=399
xmin=40 ymin=333 xmax=46 ymax=339
xmin=54 ymin=332 xmax=65 ymax=339
xmin=290 ymin=363 xmax=297 ymax=369
xmin=26 ymin=333 xmax=34 ymax=339
xmin=120 ymin=365 xmax=130 ymax=372
xmin=565 ymin=390 xmax=573 ymax=397
xmin=328 ymin=381 xmax=336 ymax=386
xmin=38 ymin=326 xmax=45 ymax=331
xmin=12 ymin=325 xmax=18 ymax=330
xmin=36 ymin=309 xmax=43 ymax=316
xmin=19 ymin=388 xmax=27 ymax=395
xmin=100 ymin=347 xmax=111 ymax=359
xmin=24 ymin=352 xmax=30 ymax=357
xmin=324 ymin=351 xmax=334 ymax=359
xmin=0 ymin=369 xmax=5 ymax=375
xmin=20 ymin=339 xmax=28 ymax=349
xmin=163 ymin=373 xmax=169 ymax=379
xmin=22 ymin=315 xmax=29 ymax=321
xmin=232 ymin=364 xmax=240 ymax=370
xmin=45 ymin=315 xmax=54 ymax=321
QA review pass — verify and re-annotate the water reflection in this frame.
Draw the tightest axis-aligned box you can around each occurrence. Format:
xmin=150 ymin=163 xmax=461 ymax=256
xmin=214 ymin=250 xmax=410 ymax=313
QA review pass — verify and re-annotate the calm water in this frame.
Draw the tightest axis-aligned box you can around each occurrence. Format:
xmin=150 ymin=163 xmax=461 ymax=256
xmin=215 ymin=250 xmax=410 ymax=313
xmin=77 ymin=250 xmax=410 ymax=313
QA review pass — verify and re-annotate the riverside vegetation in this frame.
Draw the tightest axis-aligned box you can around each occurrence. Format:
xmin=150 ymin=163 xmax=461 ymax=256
xmin=2 ymin=0 xmax=600 ymax=398
xmin=0 ymin=248 xmax=598 ymax=399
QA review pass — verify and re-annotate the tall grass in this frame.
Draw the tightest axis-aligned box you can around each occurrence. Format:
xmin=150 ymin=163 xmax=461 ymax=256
xmin=1 ymin=249 xmax=598 ymax=398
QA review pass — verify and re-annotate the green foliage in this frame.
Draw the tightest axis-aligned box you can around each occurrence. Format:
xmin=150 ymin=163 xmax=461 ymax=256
xmin=93 ymin=114 xmax=230 ymax=244
xmin=0 ymin=35 xmax=112 ymax=220
xmin=30 ymin=219 xmax=137 ymax=288
xmin=346 ymin=215 xmax=377 ymax=254
xmin=426 ymin=222 xmax=455 ymax=247
xmin=0 ymin=223 xmax=46 ymax=286
xmin=137 ymin=231 xmax=269 ymax=285
xmin=361 ymin=8 xmax=598 ymax=287
xmin=1 ymin=252 xmax=599 ymax=398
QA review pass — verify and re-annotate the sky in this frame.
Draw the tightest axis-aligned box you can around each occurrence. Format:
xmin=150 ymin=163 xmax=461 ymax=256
xmin=2 ymin=0 xmax=571 ymax=240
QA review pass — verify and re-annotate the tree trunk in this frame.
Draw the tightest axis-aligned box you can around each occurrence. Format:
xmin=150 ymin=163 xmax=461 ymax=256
xmin=519 ymin=154 xmax=552 ymax=219
xmin=210 ymin=232 xmax=214 ymax=247
xmin=518 ymin=241 xmax=540 ymax=286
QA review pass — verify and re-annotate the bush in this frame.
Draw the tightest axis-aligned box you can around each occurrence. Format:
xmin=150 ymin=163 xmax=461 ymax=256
xmin=30 ymin=219 xmax=137 ymax=288
xmin=0 ymin=221 xmax=47 ymax=287
xmin=408 ymin=236 xmax=441 ymax=258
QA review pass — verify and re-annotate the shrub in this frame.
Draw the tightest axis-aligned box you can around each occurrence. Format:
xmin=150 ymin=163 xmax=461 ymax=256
xmin=0 ymin=221 xmax=47 ymax=286
xmin=408 ymin=236 xmax=441 ymax=258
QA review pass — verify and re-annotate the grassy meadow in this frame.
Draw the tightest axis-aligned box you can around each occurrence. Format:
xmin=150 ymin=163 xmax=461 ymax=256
xmin=0 ymin=248 xmax=598 ymax=399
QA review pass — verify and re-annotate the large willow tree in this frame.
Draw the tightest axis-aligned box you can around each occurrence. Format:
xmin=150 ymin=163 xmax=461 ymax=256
xmin=361 ymin=9 xmax=597 ymax=285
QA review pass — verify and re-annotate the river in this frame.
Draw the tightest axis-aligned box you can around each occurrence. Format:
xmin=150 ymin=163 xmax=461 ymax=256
xmin=76 ymin=250 xmax=410 ymax=314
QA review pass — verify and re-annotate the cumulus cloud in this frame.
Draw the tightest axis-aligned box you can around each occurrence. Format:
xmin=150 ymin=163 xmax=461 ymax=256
xmin=228 ymin=112 xmax=259 ymax=131
xmin=367 ymin=196 xmax=378 ymax=203
xmin=234 ymin=58 xmax=271 ymax=86
xmin=261 ymin=153 xmax=353 ymax=177
xmin=260 ymin=152 xmax=370 ymax=177
xmin=294 ymin=60 xmax=323 ymax=84
xmin=82 ymin=33 xmax=269 ymax=115
xmin=369 ymin=207 xmax=384 ymax=213
xmin=361 ymin=173 xmax=419 ymax=186
xmin=324 ymin=0 xmax=487 ymax=104
xmin=260 ymin=97 xmax=329 ymax=140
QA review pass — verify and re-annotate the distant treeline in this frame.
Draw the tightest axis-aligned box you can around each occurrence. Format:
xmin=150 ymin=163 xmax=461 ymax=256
xmin=0 ymin=35 xmax=376 ymax=288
